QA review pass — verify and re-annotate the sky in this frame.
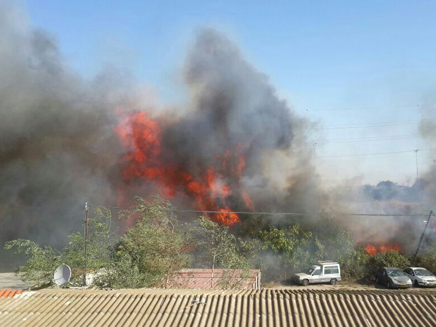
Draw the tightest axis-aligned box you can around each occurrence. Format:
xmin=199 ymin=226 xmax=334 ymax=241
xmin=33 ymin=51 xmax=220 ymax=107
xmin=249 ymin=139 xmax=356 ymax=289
xmin=22 ymin=0 xmax=436 ymax=185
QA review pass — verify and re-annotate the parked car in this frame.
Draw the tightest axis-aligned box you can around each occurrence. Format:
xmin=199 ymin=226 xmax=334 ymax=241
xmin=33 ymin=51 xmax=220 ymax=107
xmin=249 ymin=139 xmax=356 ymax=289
xmin=375 ymin=267 xmax=412 ymax=289
xmin=404 ymin=267 xmax=436 ymax=287
xmin=292 ymin=261 xmax=341 ymax=286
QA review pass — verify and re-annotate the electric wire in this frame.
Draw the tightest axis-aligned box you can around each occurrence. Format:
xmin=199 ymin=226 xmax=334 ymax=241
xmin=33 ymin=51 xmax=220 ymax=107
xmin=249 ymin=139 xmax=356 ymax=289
xmin=323 ymin=120 xmax=419 ymax=129
xmin=315 ymin=134 xmax=419 ymax=144
xmin=308 ymin=104 xmax=420 ymax=112
xmin=317 ymin=147 xmax=436 ymax=158
xmin=88 ymin=203 xmax=432 ymax=217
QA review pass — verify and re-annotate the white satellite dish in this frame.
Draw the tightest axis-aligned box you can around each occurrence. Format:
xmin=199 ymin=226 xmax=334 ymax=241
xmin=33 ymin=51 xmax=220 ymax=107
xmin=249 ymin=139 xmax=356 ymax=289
xmin=53 ymin=264 xmax=71 ymax=286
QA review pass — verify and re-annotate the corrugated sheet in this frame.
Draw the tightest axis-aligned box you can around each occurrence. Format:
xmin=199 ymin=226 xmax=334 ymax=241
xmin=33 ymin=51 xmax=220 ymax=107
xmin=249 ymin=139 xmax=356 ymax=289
xmin=167 ymin=269 xmax=261 ymax=290
xmin=0 ymin=289 xmax=22 ymax=298
xmin=1 ymin=288 xmax=436 ymax=327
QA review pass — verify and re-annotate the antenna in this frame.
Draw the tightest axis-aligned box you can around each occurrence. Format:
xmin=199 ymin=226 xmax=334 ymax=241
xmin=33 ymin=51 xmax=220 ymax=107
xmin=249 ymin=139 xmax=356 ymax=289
xmin=53 ymin=264 xmax=71 ymax=286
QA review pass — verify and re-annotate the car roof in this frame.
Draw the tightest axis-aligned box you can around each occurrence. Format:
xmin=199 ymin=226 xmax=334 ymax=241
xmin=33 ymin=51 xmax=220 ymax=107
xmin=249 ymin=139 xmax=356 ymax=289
xmin=318 ymin=261 xmax=339 ymax=265
xmin=408 ymin=267 xmax=428 ymax=270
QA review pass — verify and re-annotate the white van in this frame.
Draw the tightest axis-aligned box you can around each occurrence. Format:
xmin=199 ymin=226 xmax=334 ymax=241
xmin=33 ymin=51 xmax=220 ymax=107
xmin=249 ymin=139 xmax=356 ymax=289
xmin=292 ymin=261 xmax=341 ymax=286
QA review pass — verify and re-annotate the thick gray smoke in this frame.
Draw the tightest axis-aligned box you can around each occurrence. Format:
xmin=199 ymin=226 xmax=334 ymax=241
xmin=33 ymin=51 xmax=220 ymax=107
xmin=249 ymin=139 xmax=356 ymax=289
xmin=0 ymin=5 xmax=321 ymax=268
xmin=5 ymin=2 xmax=435 ymax=271
xmin=418 ymin=94 xmax=436 ymax=207
xmin=0 ymin=3 xmax=134 ymax=268
xmin=119 ymin=29 xmax=323 ymax=222
xmin=327 ymin=98 xmax=436 ymax=253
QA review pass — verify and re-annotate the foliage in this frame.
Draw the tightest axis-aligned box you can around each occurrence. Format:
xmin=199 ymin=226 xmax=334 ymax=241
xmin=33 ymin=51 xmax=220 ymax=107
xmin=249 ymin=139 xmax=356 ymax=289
xmin=7 ymin=195 xmax=412 ymax=288
xmin=340 ymin=247 xmax=370 ymax=280
xmin=111 ymin=196 xmax=191 ymax=288
xmin=366 ymin=250 xmax=411 ymax=277
xmin=189 ymin=216 xmax=254 ymax=289
xmin=256 ymin=224 xmax=312 ymax=280
xmin=4 ymin=239 xmax=61 ymax=287
xmin=190 ymin=216 xmax=250 ymax=270
xmin=93 ymin=251 xmax=147 ymax=289
xmin=63 ymin=207 xmax=115 ymax=285
xmin=256 ymin=213 xmax=357 ymax=281
xmin=412 ymin=240 xmax=436 ymax=274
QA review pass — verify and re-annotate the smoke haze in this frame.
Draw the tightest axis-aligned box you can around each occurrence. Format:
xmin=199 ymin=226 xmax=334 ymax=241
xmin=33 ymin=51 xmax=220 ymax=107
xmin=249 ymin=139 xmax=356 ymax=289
xmin=1 ymin=2 xmax=436 ymax=269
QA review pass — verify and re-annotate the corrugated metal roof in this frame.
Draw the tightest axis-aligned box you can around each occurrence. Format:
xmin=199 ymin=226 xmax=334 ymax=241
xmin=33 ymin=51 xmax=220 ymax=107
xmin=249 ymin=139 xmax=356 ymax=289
xmin=0 ymin=289 xmax=22 ymax=298
xmin=1 ymin=288 xmax=436 ymax=326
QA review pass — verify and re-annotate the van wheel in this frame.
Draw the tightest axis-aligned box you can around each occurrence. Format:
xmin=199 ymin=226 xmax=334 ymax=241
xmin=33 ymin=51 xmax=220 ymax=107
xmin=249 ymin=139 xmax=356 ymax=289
xmin=330 ymin=279 xmax=337 ymax=285
xmin=387 ymin=281 xmax=391 ymax=289
xmin=302 ymin=279 xmax=309 ymax=286
xmin=414 ymin=280 xmax=419 ymax=287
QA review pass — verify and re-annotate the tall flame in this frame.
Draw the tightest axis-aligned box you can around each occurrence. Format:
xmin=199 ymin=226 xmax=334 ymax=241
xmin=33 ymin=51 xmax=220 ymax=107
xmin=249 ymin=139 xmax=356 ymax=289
xmin=115 ymin=111 xmax=254 ymax=225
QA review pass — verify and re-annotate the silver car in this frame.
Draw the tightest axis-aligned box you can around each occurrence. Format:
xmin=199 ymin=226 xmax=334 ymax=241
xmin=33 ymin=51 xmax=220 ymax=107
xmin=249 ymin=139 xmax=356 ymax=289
xmin=404 ymin=267 xmax=436 ymax=287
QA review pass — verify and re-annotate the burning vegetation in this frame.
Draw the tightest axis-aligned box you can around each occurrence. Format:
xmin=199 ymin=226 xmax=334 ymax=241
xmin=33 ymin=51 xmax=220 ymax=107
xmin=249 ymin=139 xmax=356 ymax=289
xmin=0 ymin=3 xmax=436 ymax=275
xmin=364 ymin=244 xmax=402 ymax=255
xmin=115 ymin=110 xmax=251 ymax=225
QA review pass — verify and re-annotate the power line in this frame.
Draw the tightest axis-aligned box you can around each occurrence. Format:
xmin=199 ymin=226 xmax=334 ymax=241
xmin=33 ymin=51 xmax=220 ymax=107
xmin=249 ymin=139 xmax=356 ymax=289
xmin=88 ymin=203 xmax=431 ymax=218
xmin=315 ymin=134 xmax=419 ymax=144
xmin=323 ymin=120 xmax=419 ymax=129
xmin=317 ymin=148 xmax=436 ymax=158
xmin=176 ymin=209 xmax=431 ymax=217
xmin=308 ymin=104 xmax=420 ymax=112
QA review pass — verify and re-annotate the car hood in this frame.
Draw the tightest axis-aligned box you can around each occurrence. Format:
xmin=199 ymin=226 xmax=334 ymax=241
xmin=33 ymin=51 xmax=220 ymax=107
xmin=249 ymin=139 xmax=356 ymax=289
xmin=416 ymin=276 xmax=436 ymax=282
xmin=390 ymin=276 xmax=410 ymax=283
xmin=293 ymin=273 xmax=310 ymax=278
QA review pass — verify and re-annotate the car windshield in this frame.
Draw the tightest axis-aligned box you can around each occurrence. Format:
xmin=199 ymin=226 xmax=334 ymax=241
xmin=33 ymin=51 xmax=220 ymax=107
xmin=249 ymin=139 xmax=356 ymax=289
xmin=415 ymin=269 xmax=434 ymax=277
xmin=305 ymin=267 xmax=317 ymax=274
xmin=387 ymin=270 xmax=406 ymax=277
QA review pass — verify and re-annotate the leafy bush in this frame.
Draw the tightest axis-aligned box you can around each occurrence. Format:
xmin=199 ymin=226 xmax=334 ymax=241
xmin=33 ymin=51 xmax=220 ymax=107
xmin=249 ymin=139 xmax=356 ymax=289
xmin=110 ymin=196 xmax=191 ymax=288
xmin=414 ymin=241 xmax=436 ymax=274
xmin=256 ymin=213 xmax=357 ymax=282
xmin=190 ymin=216 xmax=251 ymax=270
xmin=4 ymin=239 xmax=61 ymax=287
xmin=63 ymin=207 xmax=115 ymax=286
xmin=366 ymin=250 xmax=411 ymax=277
xmin=340 ymin=247 xmax=369 ymax=280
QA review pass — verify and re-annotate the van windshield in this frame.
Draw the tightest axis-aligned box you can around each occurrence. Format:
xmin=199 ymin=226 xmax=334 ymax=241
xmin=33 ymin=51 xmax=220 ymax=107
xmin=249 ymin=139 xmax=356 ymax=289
xmin=305 ymin=267 xmax=318 ymax=274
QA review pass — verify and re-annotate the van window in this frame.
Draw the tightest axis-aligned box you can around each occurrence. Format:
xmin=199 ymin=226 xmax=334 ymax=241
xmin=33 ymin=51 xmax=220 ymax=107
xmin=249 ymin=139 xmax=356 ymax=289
xmin=313 ymin=268 xmax=321 ymax=276
xmin=324 ymin=266 xmax=339 ymax=275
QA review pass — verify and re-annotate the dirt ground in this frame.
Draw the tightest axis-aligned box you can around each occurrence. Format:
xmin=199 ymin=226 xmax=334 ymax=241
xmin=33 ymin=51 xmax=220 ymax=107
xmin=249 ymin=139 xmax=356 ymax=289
xmin=2 ymin=272 xmax=436 ymax=293
xmin=264 ymin=280 xmax=436 ymax=292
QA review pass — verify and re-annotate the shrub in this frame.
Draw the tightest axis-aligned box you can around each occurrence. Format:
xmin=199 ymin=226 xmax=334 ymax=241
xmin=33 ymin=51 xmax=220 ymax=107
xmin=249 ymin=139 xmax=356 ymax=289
xmin=4 ymin=239 xmax=61 ymax=287
xmin=366 ymin=250 xmax=410 ymax=277
xmin=111 ymin=196 xmax=191 ymax=288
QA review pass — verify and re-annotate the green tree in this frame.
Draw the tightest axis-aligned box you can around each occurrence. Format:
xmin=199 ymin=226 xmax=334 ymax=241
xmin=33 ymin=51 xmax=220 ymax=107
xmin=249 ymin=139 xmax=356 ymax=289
xmin=189 ymin=216 xmax=252 ymax=289
xmin=63 ymin=207 xmax=115 ymax=285
xmin=190 ymin=216 xmax=250 ymax=270
xmin=416 ymin=240 xmax=436 ymax=273
xmin=366 ymin=250 xmax=411 ymax=277
xmin=111 ymin=196 xmax=190 ymax=288
xmin=4 ymin=239 xmax=62 ymax=287
xmin=257 ymin=224 xmax=313 ymax=280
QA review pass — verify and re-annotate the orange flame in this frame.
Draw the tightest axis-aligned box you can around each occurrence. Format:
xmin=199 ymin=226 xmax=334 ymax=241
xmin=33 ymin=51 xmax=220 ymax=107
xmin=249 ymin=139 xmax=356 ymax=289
xmin=365 ymin=244 xmax=377 ymax=255
xmin=115 ymin=111 xmax=254 ymax=225
xmin=365 ymin=243 xmax=401 ymax=254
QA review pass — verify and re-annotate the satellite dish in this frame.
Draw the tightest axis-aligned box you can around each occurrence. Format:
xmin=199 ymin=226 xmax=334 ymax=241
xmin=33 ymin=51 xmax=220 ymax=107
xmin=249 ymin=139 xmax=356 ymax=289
xmin=53 ymin=264 xmax=71 ymax=286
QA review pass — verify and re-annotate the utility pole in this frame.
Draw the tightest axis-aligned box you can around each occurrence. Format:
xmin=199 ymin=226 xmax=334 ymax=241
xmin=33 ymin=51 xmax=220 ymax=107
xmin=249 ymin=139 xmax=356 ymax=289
xmin=412 ymin=211 xmax=433 ymax=265
xmin=414 ymin=149 xmax=419 ymax=180
xmin=83 ymin=202 xmax=89 ymax=286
